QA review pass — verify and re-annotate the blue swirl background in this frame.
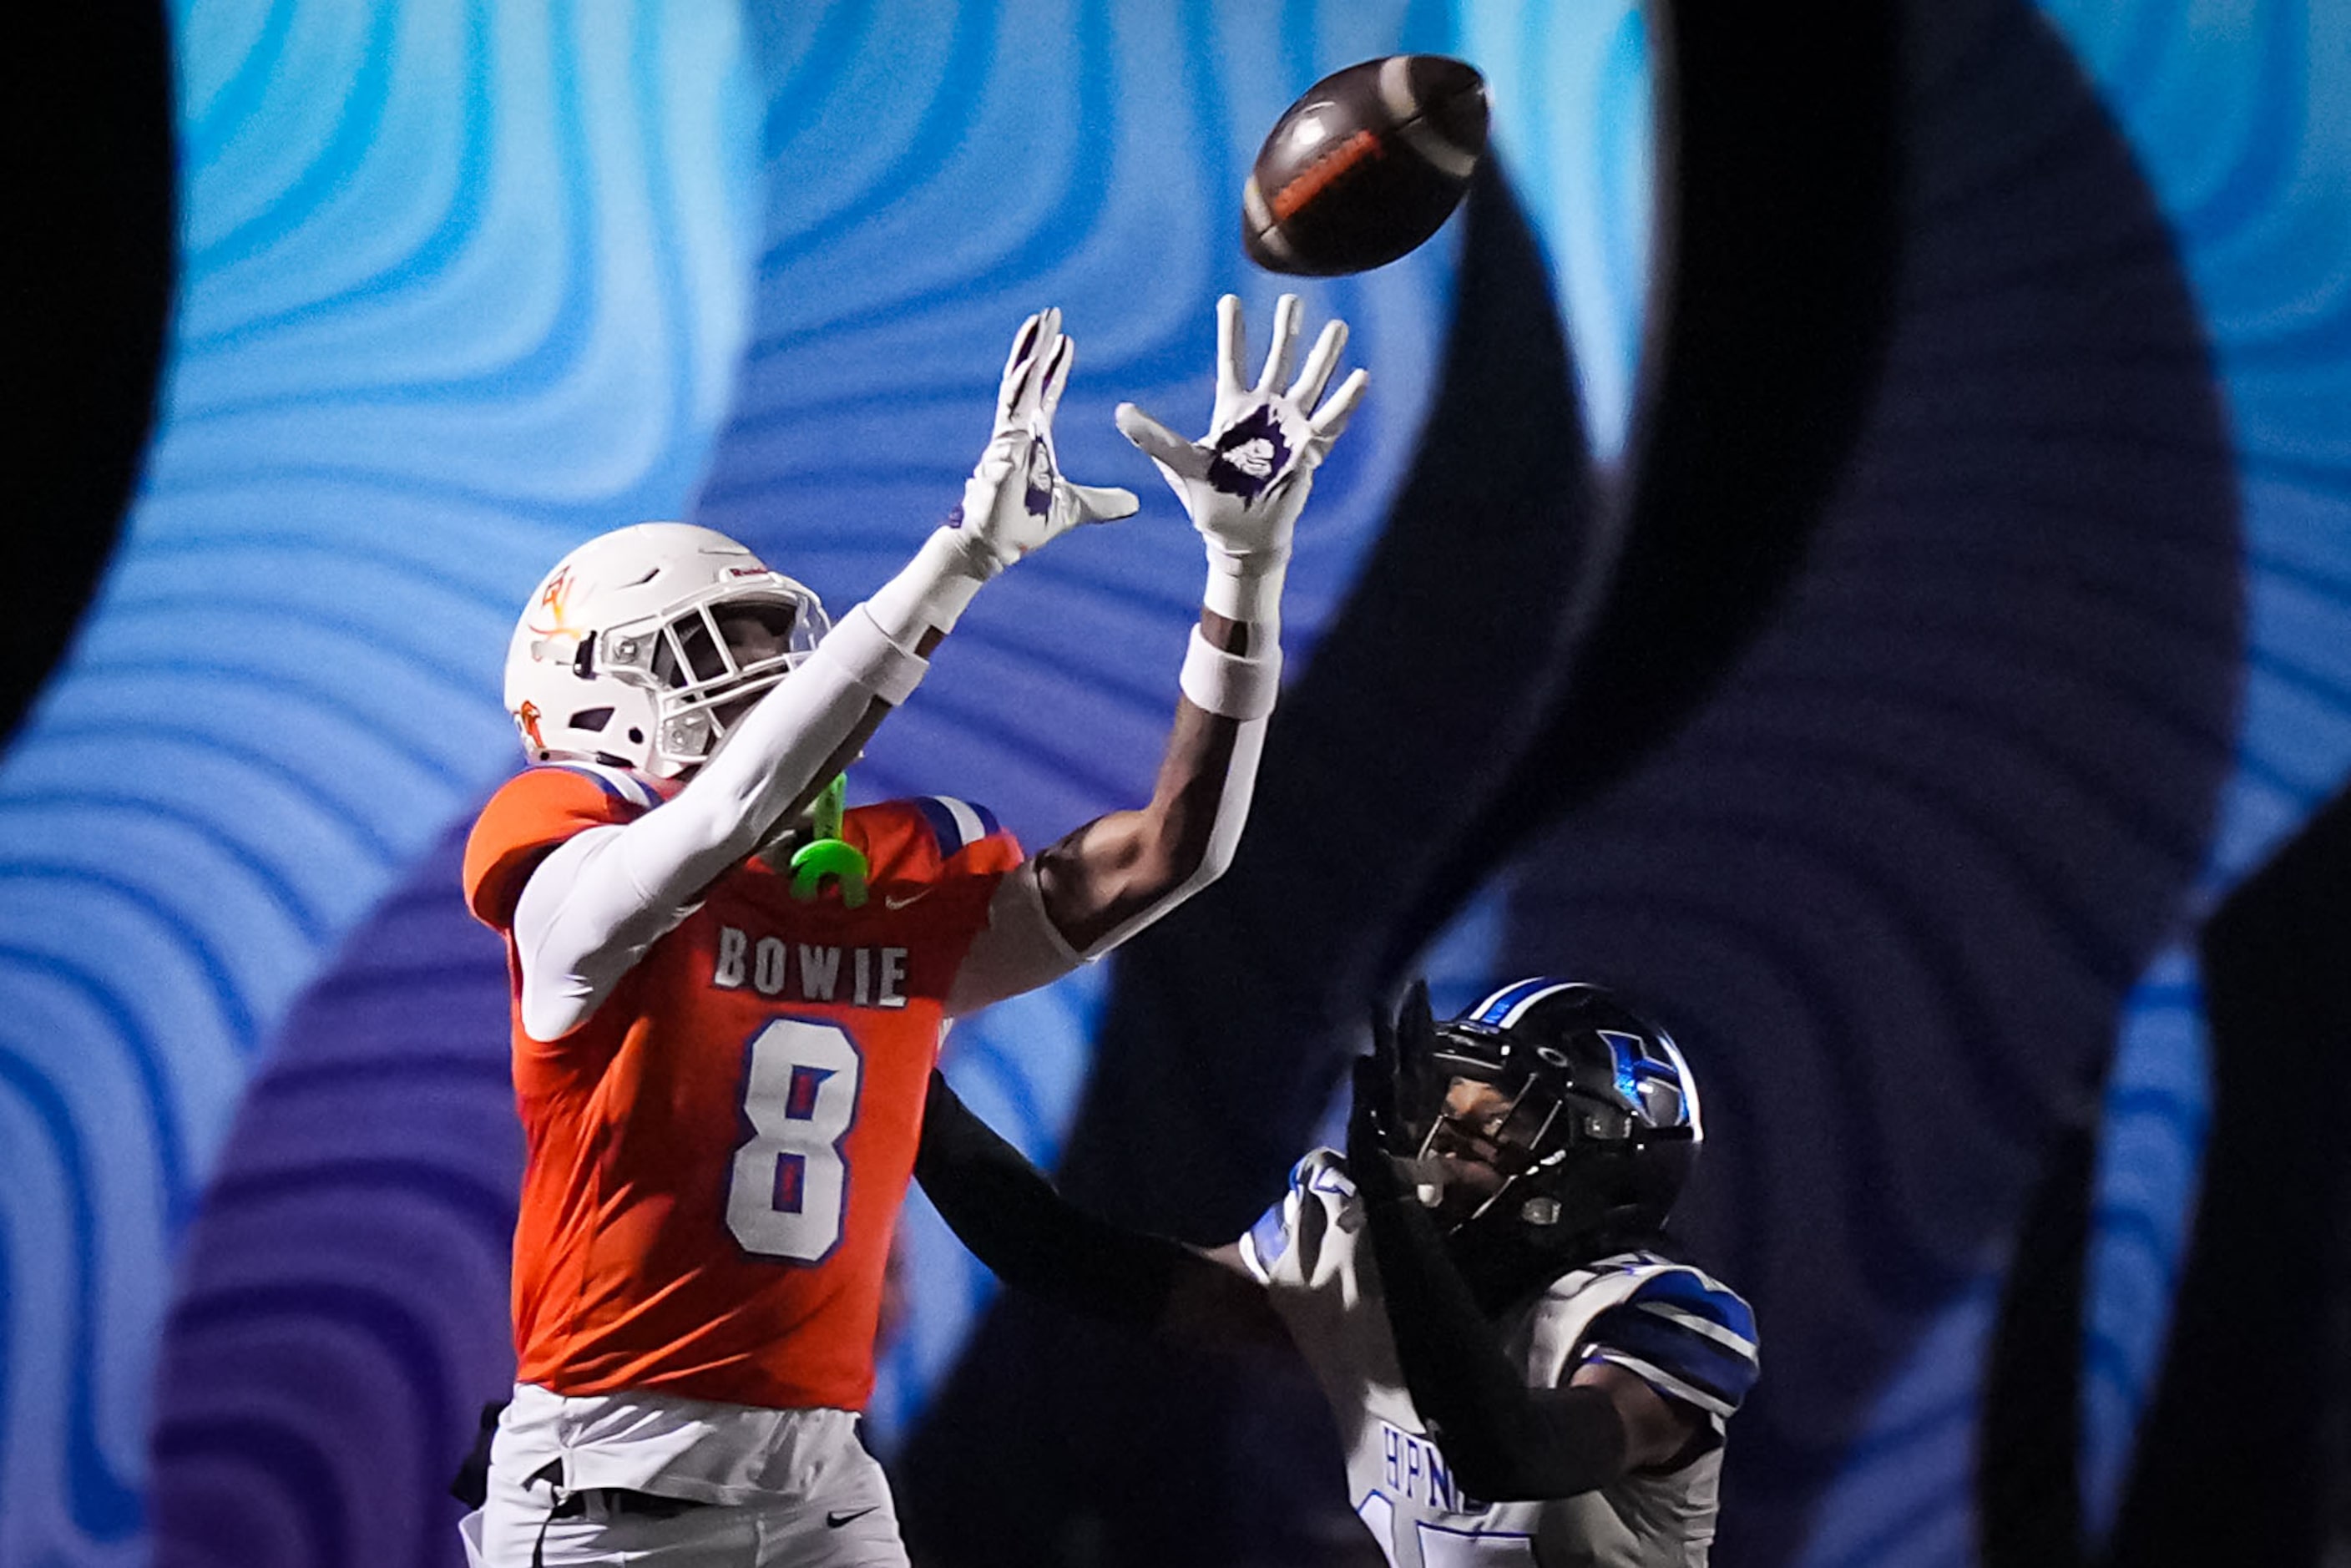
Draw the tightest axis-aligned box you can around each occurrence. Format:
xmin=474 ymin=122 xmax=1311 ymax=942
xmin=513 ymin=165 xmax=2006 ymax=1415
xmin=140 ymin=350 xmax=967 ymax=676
xmin=2 ymin=1 xmax=2344 ymax=1565
xmin=2035 ymin=0 xmax=2350 ymax=1548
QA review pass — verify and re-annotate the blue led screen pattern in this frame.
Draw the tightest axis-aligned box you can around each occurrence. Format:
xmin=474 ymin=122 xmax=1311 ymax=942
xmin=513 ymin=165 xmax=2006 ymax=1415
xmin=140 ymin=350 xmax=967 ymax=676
xmin=3 ymin=2 xmax=2346 ymax=1565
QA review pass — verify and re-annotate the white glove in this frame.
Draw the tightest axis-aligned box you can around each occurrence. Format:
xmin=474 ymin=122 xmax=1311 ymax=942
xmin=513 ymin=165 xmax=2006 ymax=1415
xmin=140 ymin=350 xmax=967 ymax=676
xmin=1114 ymin=293 xmax=1369 ymax=591
xmin=952 ymin=307 xmax=1139 ymax=572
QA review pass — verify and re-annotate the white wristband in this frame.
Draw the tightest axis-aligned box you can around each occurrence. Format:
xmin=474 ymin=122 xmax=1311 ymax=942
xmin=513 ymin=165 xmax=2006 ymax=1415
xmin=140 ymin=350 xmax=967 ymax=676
xmin=1179 ymin=625 xmax=1282 ymax=720
xmin=1203 ymin=546 xmax=1288 ymax=627
xmin=863 ymin=524 xmax=1001 ymax=645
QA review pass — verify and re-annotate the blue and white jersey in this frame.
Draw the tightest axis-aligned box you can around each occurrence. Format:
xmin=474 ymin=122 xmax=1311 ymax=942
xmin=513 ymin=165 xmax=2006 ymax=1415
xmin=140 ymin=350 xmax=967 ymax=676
xmin=1238 ymin=1149 xmax=1759 ymax=1568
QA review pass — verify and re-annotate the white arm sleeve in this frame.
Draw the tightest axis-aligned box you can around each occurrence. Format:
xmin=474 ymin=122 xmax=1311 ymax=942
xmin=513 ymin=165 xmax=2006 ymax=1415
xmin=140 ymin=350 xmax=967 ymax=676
xmin=942 ymin=698 xmax=1270 ymax=1019
xmin=604 ymin=607 xmax=923 ymax=907
xmin=506 ymin=529 xmax=996 ymax=1040
xmin=946 ymin=556 xmax=1283 ymax=1009
xmin=1075 ymin=709 xmax=1267 ymax=958
xmin=513 ymin=825 xmax=668 ymax=1041
xmin=1069 ymin=552 xmax=1280 ymax=958
xmin=944 ymin=860 xmax=1085 ymax=1019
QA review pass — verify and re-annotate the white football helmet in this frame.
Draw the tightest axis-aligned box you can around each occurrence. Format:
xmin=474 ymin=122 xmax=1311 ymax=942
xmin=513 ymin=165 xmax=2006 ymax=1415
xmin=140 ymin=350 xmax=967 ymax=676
xmin=503 ymin=522 xmax=829 ymax=778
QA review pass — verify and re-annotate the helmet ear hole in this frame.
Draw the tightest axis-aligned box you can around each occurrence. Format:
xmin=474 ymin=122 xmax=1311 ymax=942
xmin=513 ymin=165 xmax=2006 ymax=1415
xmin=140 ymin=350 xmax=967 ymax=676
xmin=570 ymin=707 xmax=614 ymax=733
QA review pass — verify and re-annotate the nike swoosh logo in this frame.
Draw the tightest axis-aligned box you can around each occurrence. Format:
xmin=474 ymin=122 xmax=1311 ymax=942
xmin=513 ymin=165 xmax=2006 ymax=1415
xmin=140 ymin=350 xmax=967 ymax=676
xmin=882 ymin=889 xmax=933 ymax=910
xmin=827 ymin=1506 xmax=879 ymax=1529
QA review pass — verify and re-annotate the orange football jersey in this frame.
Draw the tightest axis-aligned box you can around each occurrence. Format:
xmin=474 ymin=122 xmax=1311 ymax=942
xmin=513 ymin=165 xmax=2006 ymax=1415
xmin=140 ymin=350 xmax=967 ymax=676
xmin=462 ymin=765 xmax=1021 ymax=1411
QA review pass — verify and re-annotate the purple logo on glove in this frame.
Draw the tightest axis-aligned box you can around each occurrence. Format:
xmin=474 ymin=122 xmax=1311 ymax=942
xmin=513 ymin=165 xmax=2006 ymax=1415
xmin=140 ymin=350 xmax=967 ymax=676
xmin=1023 ymin=434 xmax=1054 ymax=518
xmin=1206 ymin=407 xmax=1291 ymax=503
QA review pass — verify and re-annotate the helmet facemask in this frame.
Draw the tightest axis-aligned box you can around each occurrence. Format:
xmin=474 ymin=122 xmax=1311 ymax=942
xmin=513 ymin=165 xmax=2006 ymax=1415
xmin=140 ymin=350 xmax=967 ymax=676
xmin=1381 ymin=980 xmax=1702 ymax=1307
xmin=589 ymin=587 xmax=829 ymax=772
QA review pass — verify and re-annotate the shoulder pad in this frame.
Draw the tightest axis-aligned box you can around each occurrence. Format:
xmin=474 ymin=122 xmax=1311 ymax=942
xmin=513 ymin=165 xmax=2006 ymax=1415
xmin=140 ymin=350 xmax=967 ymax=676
xmin=1581 ymin=1263 xmax=1761 ymax=1419
xmin=462 ymin=766 xmax=645 ymax=927
xmin=538 ymin=761 xmax=663 ymax=810
xmin=909 ymin=796 xmax=1008 ymax=859
xmin=857 ymin=795 xmax=1021 ymax=878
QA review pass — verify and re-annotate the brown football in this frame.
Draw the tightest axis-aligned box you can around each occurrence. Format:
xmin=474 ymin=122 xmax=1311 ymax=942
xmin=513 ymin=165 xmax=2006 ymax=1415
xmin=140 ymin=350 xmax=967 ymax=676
xmin=1242 ymin=55 xmax=1489 ymax=276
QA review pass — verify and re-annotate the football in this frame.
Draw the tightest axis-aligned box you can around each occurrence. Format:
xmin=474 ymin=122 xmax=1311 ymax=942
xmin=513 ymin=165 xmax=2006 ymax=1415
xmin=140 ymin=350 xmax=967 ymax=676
xmin=1242 ymin=54 xmax=1489 ymax=276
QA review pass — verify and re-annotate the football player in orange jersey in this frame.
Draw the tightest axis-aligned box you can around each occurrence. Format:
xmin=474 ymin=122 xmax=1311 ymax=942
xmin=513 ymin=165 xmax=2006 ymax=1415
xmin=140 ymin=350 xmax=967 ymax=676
xmin=455 ymin=297 xmax=1366 ymax=1567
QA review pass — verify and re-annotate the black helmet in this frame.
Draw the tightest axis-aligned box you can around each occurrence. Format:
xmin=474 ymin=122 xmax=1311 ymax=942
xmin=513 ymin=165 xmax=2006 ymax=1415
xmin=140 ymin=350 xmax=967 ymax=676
xmin=1385 ymin=978 xmax=1702 ymax=1299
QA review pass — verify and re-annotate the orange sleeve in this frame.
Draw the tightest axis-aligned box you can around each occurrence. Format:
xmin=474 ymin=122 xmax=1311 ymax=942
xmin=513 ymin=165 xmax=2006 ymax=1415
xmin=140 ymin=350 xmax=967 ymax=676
xmin=848 ymin=797 xmax=1024 ymax=948
xmin=461 ymin=766 xmax=645 ymax=929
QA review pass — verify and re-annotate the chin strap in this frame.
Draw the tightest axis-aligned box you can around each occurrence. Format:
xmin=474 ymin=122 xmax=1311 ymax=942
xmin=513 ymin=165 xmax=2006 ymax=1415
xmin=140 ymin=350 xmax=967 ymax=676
xmin=787 ymin=775 xmax=870 ymax=907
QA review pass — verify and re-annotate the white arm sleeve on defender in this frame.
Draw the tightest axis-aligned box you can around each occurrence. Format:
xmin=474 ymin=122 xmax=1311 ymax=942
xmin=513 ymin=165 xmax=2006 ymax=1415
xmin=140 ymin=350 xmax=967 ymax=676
xmin=509 ymin=602 xmax=931 ymax=1041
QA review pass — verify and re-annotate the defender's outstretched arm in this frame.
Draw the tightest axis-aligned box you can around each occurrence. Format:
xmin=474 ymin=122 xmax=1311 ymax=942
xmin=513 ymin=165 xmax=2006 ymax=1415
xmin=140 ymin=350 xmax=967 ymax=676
xmin=913 ymin=1071 xmax=1293 ymax=1351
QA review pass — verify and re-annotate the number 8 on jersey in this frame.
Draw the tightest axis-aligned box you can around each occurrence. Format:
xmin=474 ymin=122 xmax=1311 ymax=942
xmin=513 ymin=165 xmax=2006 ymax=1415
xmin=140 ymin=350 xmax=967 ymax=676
xmin=729 ymin=1019 xmax=864 ymax=1262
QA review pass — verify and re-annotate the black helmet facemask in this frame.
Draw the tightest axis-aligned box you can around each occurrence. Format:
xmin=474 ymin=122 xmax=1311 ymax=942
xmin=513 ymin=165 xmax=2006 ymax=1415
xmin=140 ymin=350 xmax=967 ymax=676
xmin=1378 ymin=979 xmax=1702 ymax=1311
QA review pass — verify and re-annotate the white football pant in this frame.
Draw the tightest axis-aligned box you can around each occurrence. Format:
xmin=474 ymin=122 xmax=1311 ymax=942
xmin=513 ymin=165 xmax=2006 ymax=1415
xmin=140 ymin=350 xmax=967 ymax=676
xmin=458 ymin=1445 xmax=908 ymax=1567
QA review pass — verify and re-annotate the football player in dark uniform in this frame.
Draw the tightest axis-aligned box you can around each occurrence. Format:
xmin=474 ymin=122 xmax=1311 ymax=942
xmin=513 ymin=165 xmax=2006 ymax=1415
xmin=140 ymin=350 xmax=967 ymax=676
xmin=916 ymin=979 xmax=1759 ymax=1567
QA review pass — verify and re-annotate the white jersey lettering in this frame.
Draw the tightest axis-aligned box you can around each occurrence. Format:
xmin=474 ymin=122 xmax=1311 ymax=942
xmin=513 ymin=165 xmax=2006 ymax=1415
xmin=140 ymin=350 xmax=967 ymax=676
xmin=704 ymin=929 xmax=914 ymax=1010
xmin=754 ymin=936 xmax=789 ymax=995
xmin=799 ymin=944 xmax=840 ymax=1000
xmin=712 ymin=925 xmax=748 ymax=989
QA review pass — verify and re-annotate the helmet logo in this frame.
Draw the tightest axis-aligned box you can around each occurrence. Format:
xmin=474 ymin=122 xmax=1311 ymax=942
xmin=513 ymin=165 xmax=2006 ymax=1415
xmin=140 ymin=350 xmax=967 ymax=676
xmin=526 ymin=567 xmax=577 ymax=636
xmin=505 ymin=524 xmax=834 ymax=779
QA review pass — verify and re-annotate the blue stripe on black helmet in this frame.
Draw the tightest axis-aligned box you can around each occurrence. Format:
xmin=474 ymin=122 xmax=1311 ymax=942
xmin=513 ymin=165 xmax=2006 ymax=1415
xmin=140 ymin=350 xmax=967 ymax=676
xmin=1382 ymin=977 xmax=1702 ymax=1296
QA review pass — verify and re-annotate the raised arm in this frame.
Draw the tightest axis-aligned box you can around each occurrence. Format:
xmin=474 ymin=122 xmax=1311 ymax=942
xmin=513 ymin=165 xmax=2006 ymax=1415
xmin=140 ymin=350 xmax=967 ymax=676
xmin=946 ymin=295 xmax=1367 ymax=1013
xmin=512 ymin=311 xmax=1137 ymax=1039
xmin=913 ymin=1071 xmax=1293 ymax=1352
